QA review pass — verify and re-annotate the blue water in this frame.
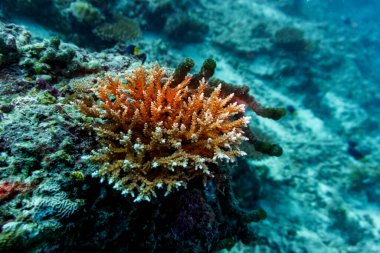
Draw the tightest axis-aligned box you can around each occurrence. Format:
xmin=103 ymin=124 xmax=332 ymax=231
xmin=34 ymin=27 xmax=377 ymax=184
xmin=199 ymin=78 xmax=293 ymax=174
xmin=1 ymin=1 xmax=380 ymax=252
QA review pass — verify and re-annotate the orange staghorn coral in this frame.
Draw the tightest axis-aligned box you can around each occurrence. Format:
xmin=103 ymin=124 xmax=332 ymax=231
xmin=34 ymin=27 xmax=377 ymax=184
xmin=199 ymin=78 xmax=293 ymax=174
xmin=78 ymin=64 xmax=250 ymax=202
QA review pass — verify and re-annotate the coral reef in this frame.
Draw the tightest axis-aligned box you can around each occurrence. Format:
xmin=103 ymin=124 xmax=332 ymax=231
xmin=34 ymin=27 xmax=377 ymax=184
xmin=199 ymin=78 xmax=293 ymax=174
xmin=274 ymin=26 xmax=308 ymax=52
xmin=167 ymin=190 xmax=219 ymax=251
xmin=1 ymin=0 xmax=140 ymax=48
xmin=33 ymin=191 xmax=83 ymax=220
xmin=69 ymin=1 xmax=104 ymax=26
xmin=93 ymin=17 xmax=141 ymax=43
xmin=2 ymin=0 xmax=379 ymax=251
xmin=164 ymin=14 xmax=209 ymax=44
xmin=0 ymin=33 xmax=19 ymax=67
xmin=143 ymin=0 xmax=175 ymax=31
xmin=349 ymin=164 xmax=380 ymax=203
xmin=78 ymin=64 xmax=250 ymax=201
xmin=172 ymin=58 xmax=284 ymax=157
xmin=19 ymin=37 xmax=76 ymax=76
xmin=0 ymin=181 xmax=33 ymax=203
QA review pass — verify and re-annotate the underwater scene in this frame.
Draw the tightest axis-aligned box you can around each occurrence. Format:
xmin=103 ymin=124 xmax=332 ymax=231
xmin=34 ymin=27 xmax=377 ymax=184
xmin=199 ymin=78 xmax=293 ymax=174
xmin=0 ymin=0 xmax=380 ymax=252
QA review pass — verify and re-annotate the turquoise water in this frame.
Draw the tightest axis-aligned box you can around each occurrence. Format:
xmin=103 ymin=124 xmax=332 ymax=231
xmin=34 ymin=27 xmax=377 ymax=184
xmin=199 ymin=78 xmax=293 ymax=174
xmin=0 ymin=1 xmax=379 ymax=252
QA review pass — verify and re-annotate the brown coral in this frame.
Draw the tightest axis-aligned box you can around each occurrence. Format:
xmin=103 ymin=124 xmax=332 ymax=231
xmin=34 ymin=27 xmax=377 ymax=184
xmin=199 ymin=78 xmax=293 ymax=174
xmin=92 ymin=17 xmax=141 ymax=42
xmin=0 ymin=181 xmax=34 ymax=203
xmin=78 ymin=64 xmax=250 ymax=202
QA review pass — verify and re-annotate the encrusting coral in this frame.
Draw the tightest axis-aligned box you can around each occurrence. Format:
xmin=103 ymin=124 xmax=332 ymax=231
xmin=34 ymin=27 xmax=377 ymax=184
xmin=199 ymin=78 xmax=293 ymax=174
xmin=77 ymin=64 xmax=250 ymax=202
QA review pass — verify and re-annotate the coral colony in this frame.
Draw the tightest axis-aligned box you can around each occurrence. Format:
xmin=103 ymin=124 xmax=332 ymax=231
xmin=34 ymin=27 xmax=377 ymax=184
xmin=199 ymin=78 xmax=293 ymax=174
xmin=1 ymin=1 xmax=380 ymax=252
xmin=78 ymin=64 xmax=251 ymax=202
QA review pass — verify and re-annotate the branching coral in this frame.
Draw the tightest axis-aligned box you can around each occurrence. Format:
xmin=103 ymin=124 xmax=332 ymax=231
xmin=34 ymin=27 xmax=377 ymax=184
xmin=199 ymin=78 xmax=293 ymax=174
xmin=78 ymin=64 xmax=250 ymax=202
xmin=174 ymin=58 xmax=285 ymax=157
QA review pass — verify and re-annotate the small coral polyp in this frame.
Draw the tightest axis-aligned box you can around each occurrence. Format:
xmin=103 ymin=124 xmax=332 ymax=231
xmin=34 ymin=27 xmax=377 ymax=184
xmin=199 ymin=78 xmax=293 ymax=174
xmin=79 ymin=64 xmax=250 ymax=202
